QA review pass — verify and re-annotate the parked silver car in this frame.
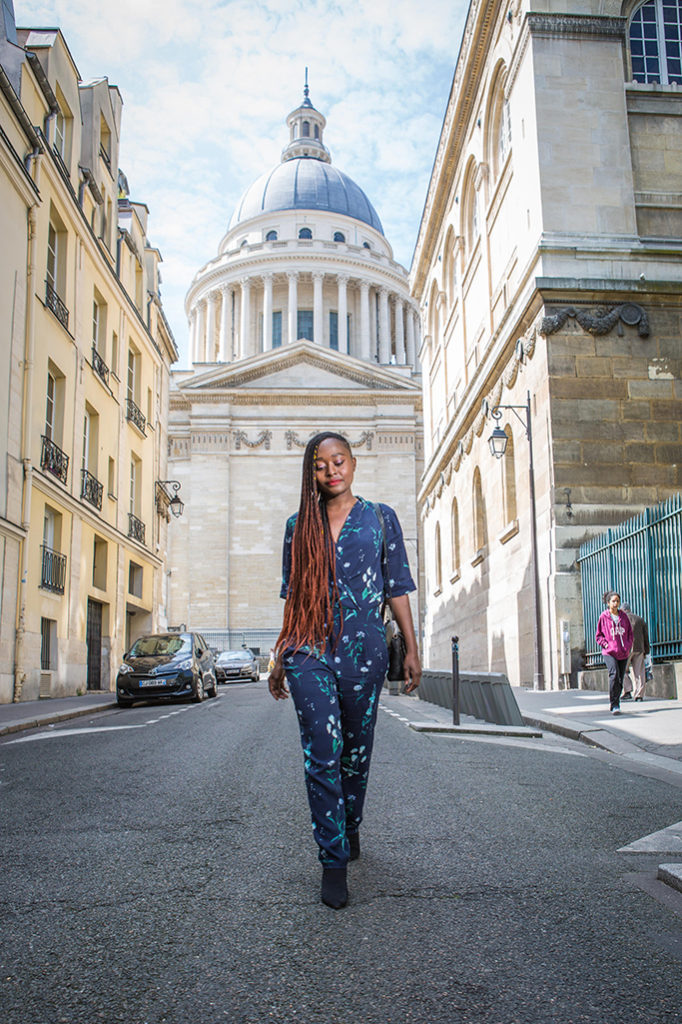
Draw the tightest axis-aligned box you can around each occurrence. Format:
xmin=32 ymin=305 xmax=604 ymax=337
xmin=216 ymin=649 xmax=260 ymax=682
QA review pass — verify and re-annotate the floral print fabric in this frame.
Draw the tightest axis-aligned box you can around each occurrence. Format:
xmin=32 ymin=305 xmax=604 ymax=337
xmin=279 ymin=497 xmax=415 ymax=866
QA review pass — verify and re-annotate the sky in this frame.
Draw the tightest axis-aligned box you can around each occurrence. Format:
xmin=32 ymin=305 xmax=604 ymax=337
xmin=17 ymin=0 xmax=468 ymax=367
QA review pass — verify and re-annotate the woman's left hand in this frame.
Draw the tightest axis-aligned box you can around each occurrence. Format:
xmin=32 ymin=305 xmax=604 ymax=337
xmin=402 ymin=649 xmax=422 ymax=694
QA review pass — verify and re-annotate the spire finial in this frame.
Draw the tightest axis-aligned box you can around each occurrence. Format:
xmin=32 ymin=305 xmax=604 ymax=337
xmin=304 ymin=66 xmax=309 ymax=101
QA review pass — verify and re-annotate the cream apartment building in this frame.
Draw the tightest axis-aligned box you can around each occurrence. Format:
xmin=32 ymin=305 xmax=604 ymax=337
xmin=0 ymin=7 xmax=178 ymax=701
xmin=412 ymin=0 xmax=682 ymax=688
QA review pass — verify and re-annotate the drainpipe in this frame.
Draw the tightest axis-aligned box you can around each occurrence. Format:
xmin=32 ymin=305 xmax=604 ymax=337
xmin=14 ymin=198 xmax=39 ymax=702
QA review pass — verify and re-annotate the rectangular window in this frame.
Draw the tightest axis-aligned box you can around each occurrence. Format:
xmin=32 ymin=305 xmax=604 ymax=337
xmin=108 ymin=457 xmax=116 ymax=497
xmin=297 ymin=309 xmax=313 ymax=341
xmin=329 ymin=311 xmax=338 ymax=351
xmin=111 ymin=332 xmax=119 ymax=377
xmin=45 ymin=372 xmax=55 ymax=440
xmin=82 ymin=409 xmax=90 ymax=472
xmin=128 ymin=561 xmax=143 ymax=598
xmin=272 ymin=310 xmax=282 ymax=348
xmin=41 ymin=618 xmax=57 ymax=670
xmin=130 ymin=457 xmax=138 ymax=516
xmin=93 ymin=536 xmax=107 ymax=590
xmin=47 ymin=224 xmax=58 ymax=291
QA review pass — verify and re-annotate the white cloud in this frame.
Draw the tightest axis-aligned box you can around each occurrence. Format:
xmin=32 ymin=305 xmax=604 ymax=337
xmin=17 ymin=0 xmax=468 ymax=364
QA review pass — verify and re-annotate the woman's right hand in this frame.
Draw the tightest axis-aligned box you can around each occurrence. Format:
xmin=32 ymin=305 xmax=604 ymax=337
xmin=268 ymin=657 xmax=289 ymax=701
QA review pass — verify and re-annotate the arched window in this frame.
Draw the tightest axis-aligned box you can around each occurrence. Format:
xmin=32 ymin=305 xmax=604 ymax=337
xmin=434 ymin=522 xmax=442 ymax=592
xmin=302 ymin=120 xmax=310 ymax=137
xmin=630 ymin=0 xmax=682 ymax=84
xmin=362 ymin=241 xmax=371 ymax=249
xmin=265 ymin=230 xmax=278 ymax=241
xmin=451 ymin=497 xmax=460 ymax=575
xmin=444 ymin=227 xmax=458 ymax=304
xmin=314 ymin=124 xmax=320 ymax=139
xmin=473 ymin=467 xmax=487 ymax=553
xmin=298 ymin=227 xmax=313 ymax=239
xmin=333 ymin=231 xmax=345 ymax=242
xmin=502 ymin=426 xmax=517 ymax=523
xmin=462 ymin=167 xmax=480 ymax=256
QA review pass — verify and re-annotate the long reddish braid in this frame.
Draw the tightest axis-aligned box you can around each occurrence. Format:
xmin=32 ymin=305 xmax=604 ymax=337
xmin=275 ymin=432 xmax=349 ymax=657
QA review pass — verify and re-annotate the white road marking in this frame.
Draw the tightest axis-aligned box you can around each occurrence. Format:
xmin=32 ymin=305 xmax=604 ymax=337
xmin=618 ymin=820 xmax=682 ymax=854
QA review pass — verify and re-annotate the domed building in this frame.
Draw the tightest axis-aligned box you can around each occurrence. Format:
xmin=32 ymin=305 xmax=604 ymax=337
xmin=167 ymin=86 xmax=423 ymax=651
xmin=186 ymin=84 xmax=420 ymax=366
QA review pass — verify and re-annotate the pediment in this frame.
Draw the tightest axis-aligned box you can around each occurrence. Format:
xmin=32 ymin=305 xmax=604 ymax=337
xmin=176 ymin=340 xmax=420 ymax=394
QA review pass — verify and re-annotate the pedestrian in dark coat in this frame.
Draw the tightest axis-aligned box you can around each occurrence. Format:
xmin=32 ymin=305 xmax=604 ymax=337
xmin=268 ymin=431 xmax=421 ymax=909
xmin=596 ymin=592 xmax=633 ymax=714
xmin=621 ymin=602 xmax=650 ymax=701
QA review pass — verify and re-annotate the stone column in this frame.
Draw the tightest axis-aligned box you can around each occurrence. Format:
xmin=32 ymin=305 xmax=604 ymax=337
xmin=378 ymin=287 xmax=390 ymax=363
xmin=219 ymin=285 xmax=232 ymax=361
xmin=394 ymin=296 xmax=406 ymax=364
xmin=262 ymin=273 xmax=273 ymax=351
xmin=359 ymin=281 xmax=370 ymax=361
xmin=337 ymin=274 xmax=348 ymax=354
xmin=206 ymin=291 xmax=218 ymax=362
xmin=313 ymin=271 xmax=324 ymax=344
xmin=196 ymin=300 xmax=207 ymax=362
xmin=189 ymin=308 xmax=198 ymax=363
xmin=240 ymin=279 xmax=251 ymax=358
xmin=406 ymin=306 xmax=416 ymax=367
xmin=287 ymin=272 xmax=298 ymax=344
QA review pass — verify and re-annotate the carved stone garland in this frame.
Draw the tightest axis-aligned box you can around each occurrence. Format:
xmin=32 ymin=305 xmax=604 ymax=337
xmin=285 ymin=430 xmax=374 ymax=451
xmin=539 ymin=303 xmax=649 ymax=339
xmin=233 ymin=430 xmax=272 ymax=450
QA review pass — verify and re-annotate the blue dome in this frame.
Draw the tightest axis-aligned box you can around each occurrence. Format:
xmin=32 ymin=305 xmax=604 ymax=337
xmin=229 ymin=157 xmax=384 ymax=235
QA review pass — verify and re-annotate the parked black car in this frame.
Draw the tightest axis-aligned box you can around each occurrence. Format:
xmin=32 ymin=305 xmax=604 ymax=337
xmin=215 ymin=649 xmax=260 ymax=682
xmin=116 ymin=632 xmax=217 ymax=707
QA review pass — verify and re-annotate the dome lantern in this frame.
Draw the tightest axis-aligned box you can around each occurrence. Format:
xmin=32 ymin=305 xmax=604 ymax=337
xmin=281 ymin=69 xmax=330 ymax=164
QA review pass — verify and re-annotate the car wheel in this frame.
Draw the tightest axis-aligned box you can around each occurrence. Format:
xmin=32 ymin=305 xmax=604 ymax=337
xmin=193 ymin=675 xmax=205 ymax=702
xmin=207 ymin=675 xmax=217 ymax=698
xmin=117 ymin=696 xmax=133 ymax=708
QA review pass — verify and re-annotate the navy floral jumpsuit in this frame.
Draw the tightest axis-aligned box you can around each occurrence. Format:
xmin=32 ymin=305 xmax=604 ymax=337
xmin=279 ymin=496 xmax=415 ymax=868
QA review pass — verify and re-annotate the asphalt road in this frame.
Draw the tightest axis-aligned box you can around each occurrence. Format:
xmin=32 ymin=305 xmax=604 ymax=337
xmin=1 ymin=682 xmax=682 ymax=1024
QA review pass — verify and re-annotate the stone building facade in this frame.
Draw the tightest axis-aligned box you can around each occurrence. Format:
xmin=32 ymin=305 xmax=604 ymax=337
xmin=412 ymin=0 xmax=682 ymax=688
xmin=168 ymin=90 xmax=423 ymax=645
xmin=0 ymin=5 xmax=177 ymax=701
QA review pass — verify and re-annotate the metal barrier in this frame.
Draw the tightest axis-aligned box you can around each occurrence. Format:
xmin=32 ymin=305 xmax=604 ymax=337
xmin=418 ymin=668 xmax=525 ymax=727
xmin=578 ymin=492 xmax=682 ymax=667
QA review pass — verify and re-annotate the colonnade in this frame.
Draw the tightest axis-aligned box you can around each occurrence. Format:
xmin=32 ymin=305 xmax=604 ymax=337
xmin=189 ymin=271 xmax=420 ymax=368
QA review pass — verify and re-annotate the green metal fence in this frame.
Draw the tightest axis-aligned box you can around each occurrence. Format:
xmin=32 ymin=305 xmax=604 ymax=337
xmin=578 ymin=493 xmax=682 ymax=668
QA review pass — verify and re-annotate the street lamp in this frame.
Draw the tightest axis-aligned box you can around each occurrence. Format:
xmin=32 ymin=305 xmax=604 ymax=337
xmin=156 ymin=480 xmax=184 ymax=519
xmin=488 ymin=391 xmax=544 ymax=690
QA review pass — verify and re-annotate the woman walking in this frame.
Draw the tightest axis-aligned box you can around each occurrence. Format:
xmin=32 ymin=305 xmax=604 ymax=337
xmin=596 ymin=591 xmax=633 ymax=715
xmin=268 ymin=431 xmax=421 ymax=909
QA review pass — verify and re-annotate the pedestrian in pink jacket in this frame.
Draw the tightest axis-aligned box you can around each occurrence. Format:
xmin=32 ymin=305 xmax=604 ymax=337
xmin=596 ymin=591 xmax=633 ymax=714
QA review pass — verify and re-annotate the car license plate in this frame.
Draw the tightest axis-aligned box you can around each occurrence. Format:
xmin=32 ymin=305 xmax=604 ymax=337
xmin=139 ymin=678 xmax=162 ymax=687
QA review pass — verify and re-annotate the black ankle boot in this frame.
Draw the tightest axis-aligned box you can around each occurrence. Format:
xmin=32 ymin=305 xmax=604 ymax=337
xmin=348 ymin=832 xmax=360 ymax=861
xmin=321 ymin=867 xmax=348 ymax=909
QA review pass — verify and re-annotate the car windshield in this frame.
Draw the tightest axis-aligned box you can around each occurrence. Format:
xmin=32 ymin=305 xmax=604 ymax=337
xmin=221 ymin=651 xmax=252 ymax=662
xmin=129 ymin=635 xmax=190 ymax=657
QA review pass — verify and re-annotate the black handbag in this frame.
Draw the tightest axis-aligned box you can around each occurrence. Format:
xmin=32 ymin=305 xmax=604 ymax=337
xmin=374 ymin=504 xmax=406 ymax=682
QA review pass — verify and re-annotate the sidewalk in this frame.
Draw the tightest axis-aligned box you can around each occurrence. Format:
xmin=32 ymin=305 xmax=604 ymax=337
xmin=512 ymin=686 xmax=682 ymax=764
xmin=0 ymin=692 xmax=117 ymax=737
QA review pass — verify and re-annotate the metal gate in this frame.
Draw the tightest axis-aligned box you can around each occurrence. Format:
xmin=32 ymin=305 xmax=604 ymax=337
xmin=86 ymin=599 xmax=103 ymax=690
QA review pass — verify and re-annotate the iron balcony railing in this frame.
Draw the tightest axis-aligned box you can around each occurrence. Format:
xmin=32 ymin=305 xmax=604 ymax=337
xmin=578 ymin=492 xmax=682 ymax=666
xmin=81 ymin=468 xmax=103 ymax=510
xmin=99 ymin=142 xmax=111 ymax=170
xmin=51 ymin=143 xmax=70 ymax=181
xmin=128 ymin=512 xmax=146 ymax=545
xmin=45 ymin=279 xmax=69 ymax=330
xmin=91 ymin=345 xmax=110 ymax=387
xmin=41 ymin=435 xmax=69 ymax=485
xmin=41 ymin=544 xmax=67 ymax=594
xmin=126 ymin=397 xmax=146 ymax=435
